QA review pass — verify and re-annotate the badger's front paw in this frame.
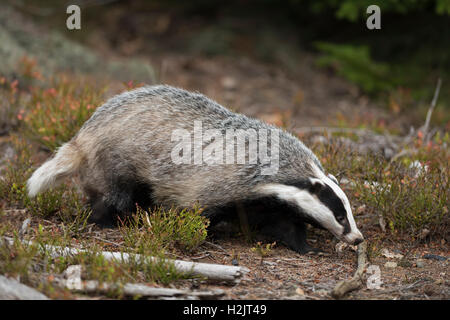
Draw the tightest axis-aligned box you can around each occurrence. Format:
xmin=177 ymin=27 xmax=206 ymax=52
xmin=294 ymin=243 xmax=328 ymax=256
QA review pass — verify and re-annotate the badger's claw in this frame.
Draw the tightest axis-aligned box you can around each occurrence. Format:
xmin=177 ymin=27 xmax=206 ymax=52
xmin=305 ymin=247 xmax=329 ymax=256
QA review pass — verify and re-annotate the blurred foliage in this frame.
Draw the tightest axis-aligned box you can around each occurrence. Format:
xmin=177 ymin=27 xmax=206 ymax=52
xmin=303 ymin=0 xmax=450 ymax=21
xmin=10 ymin=0 xmax=449 ymax=109
xmin=315 ymin=43 xmax=393 ymax=94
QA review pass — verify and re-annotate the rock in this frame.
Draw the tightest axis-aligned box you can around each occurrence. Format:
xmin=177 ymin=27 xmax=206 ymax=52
xmin=415 ymin=259 xmax=426 ymax=268
xmin=62 ymin=265 xmax=83 ymax=290
xmin=384 ymin=261 xmax=397 ymax=268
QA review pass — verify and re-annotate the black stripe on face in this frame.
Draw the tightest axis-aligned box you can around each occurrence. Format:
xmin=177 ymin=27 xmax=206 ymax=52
xmin=284 ymin=179 xmax=351 ymax=234
xmin=315 ymin=184 xmax=351 ymax=235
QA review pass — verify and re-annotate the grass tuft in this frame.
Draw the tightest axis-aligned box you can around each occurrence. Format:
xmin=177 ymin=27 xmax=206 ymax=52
xmin=119 ymin=205 xmax=209 ymax=255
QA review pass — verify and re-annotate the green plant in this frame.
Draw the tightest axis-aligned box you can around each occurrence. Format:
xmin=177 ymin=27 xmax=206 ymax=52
xmin=251 ymin=241 xmax=276 ymax=264
xmin=0 ymin=135 xmax=34 ymax=206
xmin=57 ymin=190 xmax=92 ymax=238
xmin=120 ymin=205 xmax=209 ymax=255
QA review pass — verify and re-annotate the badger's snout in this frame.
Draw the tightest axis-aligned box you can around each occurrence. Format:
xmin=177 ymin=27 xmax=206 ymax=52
xmin=343 ymin=230 xmax=364 ymax=246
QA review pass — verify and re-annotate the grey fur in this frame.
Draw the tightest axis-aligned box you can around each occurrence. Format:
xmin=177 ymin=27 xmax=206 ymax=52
xmin=74 ymin=85 xmax=324 ymax=209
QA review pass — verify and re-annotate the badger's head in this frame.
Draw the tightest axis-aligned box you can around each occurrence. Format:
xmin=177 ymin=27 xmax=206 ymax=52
xmin=256 ymin=167 xmax=364 ymax=245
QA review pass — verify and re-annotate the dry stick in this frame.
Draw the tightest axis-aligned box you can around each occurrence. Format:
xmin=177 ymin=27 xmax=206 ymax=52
xmin=421 ymin=77 xmax=442 ymax=141
xmin=60 ymin=280 xmax=225 ymax=299
xmin=331 ymin=242 xmax=367 ymax=299
xmin=391 ymin=77 xmax=442 ymax=162
xmin=2 ymin=237 xmax=249 ymax=283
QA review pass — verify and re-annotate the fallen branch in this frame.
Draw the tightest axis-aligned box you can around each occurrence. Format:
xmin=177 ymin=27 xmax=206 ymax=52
xmin=58 ymin=265 xmax=224 ymax=299
xmin=63 ymin=280 xmax=224 ymax=299
xmin=2 ymin=237 xmax=249 ymax=283
xmin=331 ymin=242 xmax=367 ymax=299
xmin=0 ymin=275 xmax=49 ymax=300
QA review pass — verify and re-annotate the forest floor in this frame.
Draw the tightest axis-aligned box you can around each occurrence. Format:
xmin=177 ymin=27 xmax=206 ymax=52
xmin=1 ymin=206 xmax=448 ymax=300
xmin=0 ymin=3 xmax=448 ymax=300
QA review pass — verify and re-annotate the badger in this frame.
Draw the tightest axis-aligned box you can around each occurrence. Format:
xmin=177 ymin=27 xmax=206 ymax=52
xmin=27 ymin=85 xmax=364 ymax=253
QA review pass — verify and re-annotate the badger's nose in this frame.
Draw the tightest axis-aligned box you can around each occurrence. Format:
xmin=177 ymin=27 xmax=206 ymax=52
xmin=353 ymin=237 xmax=364 ymax=246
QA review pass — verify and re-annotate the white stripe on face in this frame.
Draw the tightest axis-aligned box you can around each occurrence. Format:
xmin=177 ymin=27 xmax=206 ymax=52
xmin=254 ymin=183 xmax=345 ymax=239
xmin=311 ymin=164 xmax=364 ymax=244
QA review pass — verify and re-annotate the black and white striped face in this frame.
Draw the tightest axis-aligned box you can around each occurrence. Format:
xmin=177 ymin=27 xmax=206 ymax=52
xmin=255 ymin=166 xmax=364 ymax=245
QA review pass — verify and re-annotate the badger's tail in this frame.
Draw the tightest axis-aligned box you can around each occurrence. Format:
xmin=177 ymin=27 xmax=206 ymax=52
xmin=27 ymin=141 xmax=83 ymax=197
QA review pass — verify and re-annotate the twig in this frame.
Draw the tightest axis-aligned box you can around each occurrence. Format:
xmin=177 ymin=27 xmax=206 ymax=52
xmin=191 ymin=252 xmax=212 ymax=260
xmin=370 ymin=279 xmax=429 ymax=296
xmin=91 ymin=236 xmax=123 ymax=247
xmin=331 ymin=241 xmax=367 ymax=299
xmin=204 ymin=241 xmax=230 ymax=256
xmin=391 ymin=78 xmax=442 ymax=162
xmin=420 ymin=78 xmax=442 ymax=140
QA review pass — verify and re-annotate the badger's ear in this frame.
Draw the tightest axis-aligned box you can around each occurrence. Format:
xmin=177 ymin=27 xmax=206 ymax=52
xmin=327 ymin=174 xmax=339 ymax=185
xmin=308 ymin=177 xmax=324 ymax=194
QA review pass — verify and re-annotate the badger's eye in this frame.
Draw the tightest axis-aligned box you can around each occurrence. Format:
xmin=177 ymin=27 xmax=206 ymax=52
xmin=336 ymin=216 xmax=346 ymax=224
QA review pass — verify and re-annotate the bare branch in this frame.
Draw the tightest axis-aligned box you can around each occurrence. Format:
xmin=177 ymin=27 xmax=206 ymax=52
xmin=331 ymin=241 xmax=367 ymax=299
xmin=421 ymin=78 xmax=442 ymax=140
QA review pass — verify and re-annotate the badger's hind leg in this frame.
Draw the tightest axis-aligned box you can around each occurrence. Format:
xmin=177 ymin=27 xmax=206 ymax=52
xmin=84 ymin=177 xmax=155 ymax=228
xmin=88 ymin=194 xmax=119 ymax=227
